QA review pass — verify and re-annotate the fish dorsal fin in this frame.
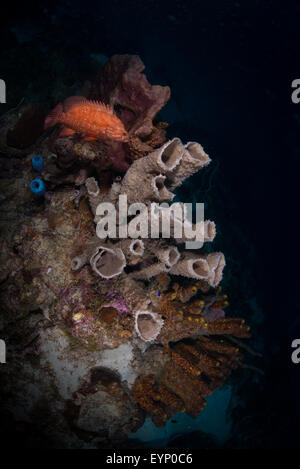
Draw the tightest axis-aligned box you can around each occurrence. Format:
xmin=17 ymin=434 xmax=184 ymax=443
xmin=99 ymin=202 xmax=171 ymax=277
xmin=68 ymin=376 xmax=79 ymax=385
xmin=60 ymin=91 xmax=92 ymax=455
xmin=63 ymin=96 xmax=88 ymax=112
xmin=63 ymin=96 xmax=89 ymax=112
xmin=62 ymin=96 xmax=115 ymax=114
xmin=88 ymin=100 xmax=115 ymax=114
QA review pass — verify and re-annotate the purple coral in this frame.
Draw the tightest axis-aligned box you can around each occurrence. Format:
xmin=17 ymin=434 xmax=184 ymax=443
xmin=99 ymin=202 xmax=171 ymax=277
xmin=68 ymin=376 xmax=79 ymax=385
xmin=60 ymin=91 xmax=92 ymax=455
xmin=103 ymin=282 xmax=130 ymax=317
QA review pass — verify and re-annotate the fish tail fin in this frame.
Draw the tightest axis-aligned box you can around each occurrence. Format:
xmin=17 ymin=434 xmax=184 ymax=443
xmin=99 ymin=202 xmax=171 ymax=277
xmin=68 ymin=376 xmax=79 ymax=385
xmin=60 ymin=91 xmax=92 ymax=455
xmin=44 ymin=102 xmax=63 ymax=130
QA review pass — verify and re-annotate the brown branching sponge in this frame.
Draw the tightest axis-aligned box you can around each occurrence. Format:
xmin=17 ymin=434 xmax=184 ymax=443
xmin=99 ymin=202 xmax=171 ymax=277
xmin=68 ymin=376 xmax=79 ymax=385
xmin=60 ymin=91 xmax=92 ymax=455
xmin=133 ymin=374 xmax=185 ymax=427
xmin=132 ymin=280 xmax=251 ymax=426
xmin=154 ymin=281 xmax=250 ymax=344
xmin=132 ymin=332 xmax=247 ymax=425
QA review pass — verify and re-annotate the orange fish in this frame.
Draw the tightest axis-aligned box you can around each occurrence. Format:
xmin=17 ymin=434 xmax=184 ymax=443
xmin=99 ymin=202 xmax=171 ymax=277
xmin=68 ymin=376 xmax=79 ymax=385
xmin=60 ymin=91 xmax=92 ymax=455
xmin=44 ymin=96 xmax=128 ymax=142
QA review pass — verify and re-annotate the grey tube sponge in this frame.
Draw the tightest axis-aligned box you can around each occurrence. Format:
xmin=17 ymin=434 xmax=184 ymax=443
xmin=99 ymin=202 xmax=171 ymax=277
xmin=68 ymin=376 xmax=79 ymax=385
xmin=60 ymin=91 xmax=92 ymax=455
xmin=146 ymin=202 xmax=184 ymax=239
xmin=152 ymin=175 xmax=175 ymax=202
xmin=70 ymin=237 xmax=106 ymax=271
xmin=131 ymin=262 xmax=171 ymax=280
xmin=206 ymin=252 xmax=226 ymax=287
xmin=93 ymin=181 xmax=122 ymax=226
xmin=121 ymin=171 xmax=174 ymax=205
xmin=134 ymin=310 xmax=164 ymax=342
xmin=129 ymin=238 xmax=180 ymax=280
xmin=80 ymin=138 xmax=224 ymax=311
xmin=86 ymin=177 xmax=103 ymax=215
xmin=117 ymin=238 xmax=145 ymax=261
xmin=71 ymin=238 xmax=127 ymax=279
xmin=90 ymin=244 xmax=126 ymax=279
xmin=170 ymin=252 xmax=211 ymax=280
xmin=174 ymin=220 xmax=216 ymax=244
xmin=167 ymin=141 xmax=211 ymax=190
xmin=204 ymin=220 xmax=216 ymax=242
xmin=145 ymin=204 xmax=215 ymax=246
xmin=143 ymin=239 xmax=180 ymax=268
xmin=134 ymin=137 xmax=184 ymax=173
xmin=169 ymin=251 xmax=225 ymax=287
xmin=119 ymin=137 xmax=186 ymax=186
xmin=118 ymin=138 xmax=185 ymax=204
xmin=156 ymin=245 xmax=180 ymax=268
xmin=108 ymin=181 xmax=122 ymax=204
xmin=89 ymin=139 xmax=210 ymax=209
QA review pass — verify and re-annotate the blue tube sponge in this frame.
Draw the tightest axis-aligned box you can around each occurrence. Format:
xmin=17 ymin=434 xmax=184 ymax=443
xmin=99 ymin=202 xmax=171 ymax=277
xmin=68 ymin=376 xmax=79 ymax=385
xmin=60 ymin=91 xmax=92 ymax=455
xmin=30 ymin=178 xmax=45 ymax=196
xmin=32 ymin=154 xmax=44 ymax=173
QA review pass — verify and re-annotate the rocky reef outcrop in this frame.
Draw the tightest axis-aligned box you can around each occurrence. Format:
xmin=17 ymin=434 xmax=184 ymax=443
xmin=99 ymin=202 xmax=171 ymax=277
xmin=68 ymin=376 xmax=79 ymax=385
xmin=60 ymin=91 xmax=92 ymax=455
xmin=0 ymin=54 xmax=254 ymax=448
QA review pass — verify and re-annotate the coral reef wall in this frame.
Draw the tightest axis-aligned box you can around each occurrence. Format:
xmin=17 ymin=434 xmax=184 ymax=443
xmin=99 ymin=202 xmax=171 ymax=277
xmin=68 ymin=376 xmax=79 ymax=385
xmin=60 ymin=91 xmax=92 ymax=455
xmin=0 ymin=54 xmax=253 ymax=448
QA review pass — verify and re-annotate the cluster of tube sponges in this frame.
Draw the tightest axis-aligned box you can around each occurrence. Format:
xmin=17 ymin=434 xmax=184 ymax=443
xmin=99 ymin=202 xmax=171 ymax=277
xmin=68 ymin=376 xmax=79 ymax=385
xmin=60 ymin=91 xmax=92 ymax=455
xmin=133 ymin=335 xmax=244 ymax=427
xmin=71 ymin=138 xmax=226 ymax=343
